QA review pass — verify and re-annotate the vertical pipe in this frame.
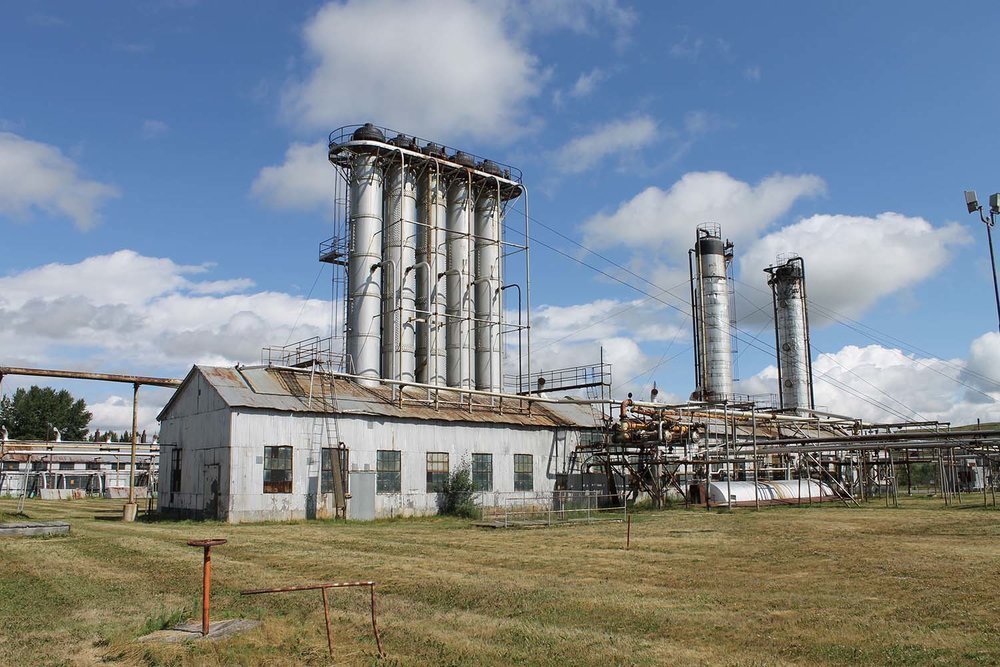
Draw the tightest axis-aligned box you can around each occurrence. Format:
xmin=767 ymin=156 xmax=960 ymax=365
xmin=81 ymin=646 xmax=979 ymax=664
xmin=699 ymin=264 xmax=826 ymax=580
xmin=383 ymin=152 xmax=417 ymax=383
xmin=128 ymin=383 xmax=138 ymax=506
xmin=417 ymin=162 xmax=448 ymax=387
xmin=446 ymin=167 xmax=473 ymax=388
xmin=474 ymin=183 xmax=502 ymax=392
xmin=347 ymin=152 xmax=384 ymax=386
xmin=201 ymin=546 xmax=211 ymax=636
xmin=752 ymin=407 xmax=760 ymax=510
xmin=321 ymin=587 xmax=334 ymax=657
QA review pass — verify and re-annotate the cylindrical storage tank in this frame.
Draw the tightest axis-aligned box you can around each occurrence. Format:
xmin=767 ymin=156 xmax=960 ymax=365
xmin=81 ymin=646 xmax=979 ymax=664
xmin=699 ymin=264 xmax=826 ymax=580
xmin=767 ymin=257 xmax=813 ymax=412
xmin=382 ymin=136 xmax=418 ymax=384
xmin=693 ymin=228 xmax=733 ymax=400
xmin=473 ymin=178 xmax=502 ymax=392
xmin=445 ymin=152 xmax=476 ymax=388
xmin=416 ymin=143 xmax=448 ymax=386
xmin=346 ymin=125 xmax=385 ymax=386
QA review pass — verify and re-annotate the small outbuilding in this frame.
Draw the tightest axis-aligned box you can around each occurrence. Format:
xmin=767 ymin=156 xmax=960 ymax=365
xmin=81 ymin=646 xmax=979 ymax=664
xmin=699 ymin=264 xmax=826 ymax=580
xmin=157 ymin=365 xmax=595 ymax=523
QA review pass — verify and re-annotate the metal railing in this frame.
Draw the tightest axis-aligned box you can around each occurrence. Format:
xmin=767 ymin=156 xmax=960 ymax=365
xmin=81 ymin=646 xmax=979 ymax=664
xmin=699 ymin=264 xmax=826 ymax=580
xmin=480 ymin=491 xmax=625 ymax=527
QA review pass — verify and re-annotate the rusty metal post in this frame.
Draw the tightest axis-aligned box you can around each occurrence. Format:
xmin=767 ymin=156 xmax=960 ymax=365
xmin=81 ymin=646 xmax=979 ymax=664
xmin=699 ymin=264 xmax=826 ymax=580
xmin=187 ymin=538 xmax=227 ymax=636
xmin=370 ymin=583 xmax=385 ymax=658
xmin=626 ymin=513 xmax=631 ymax=551
xmin=321 ymin=587 xmax=334 ymax=657
xmin=129 ymin=382 xmax=138 ymax=505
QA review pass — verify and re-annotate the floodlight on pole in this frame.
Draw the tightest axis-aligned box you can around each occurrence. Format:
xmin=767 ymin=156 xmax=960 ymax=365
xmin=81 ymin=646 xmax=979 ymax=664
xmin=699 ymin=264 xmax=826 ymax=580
xmin=964 ymin=188 xmax=1000 ymax=333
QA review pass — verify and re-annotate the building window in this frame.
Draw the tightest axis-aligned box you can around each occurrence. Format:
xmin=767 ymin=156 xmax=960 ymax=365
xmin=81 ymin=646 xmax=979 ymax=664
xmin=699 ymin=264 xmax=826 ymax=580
xmin=2 ymin=461 xmax=19 ymax=471
xmin=170 ymin=449 xmax=182 ymax=493
xmin=514 ymin=454 xmax=533 ymax=492
xmin=471 ymin=453 xmax=493 ymax=492
xmin=85 ymin=462 xmax=101 ymax=471
xmin=58 ymin=462 xmax=75 ymax=470
xmin=426 ymin=452 xmax=449 ymax=492
xmin=263 ymin=446 xmax=293 ymax=494
xmin=321 ymin=447 xmax=348 ymax=495
xmin=377 ymin=450 xmax=401 ymax=494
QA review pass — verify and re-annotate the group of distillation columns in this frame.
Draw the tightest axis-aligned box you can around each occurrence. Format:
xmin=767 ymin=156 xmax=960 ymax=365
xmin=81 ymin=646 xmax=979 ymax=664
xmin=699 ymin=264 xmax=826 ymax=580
xmin=342 ymin=125 xmax=506 ymax=393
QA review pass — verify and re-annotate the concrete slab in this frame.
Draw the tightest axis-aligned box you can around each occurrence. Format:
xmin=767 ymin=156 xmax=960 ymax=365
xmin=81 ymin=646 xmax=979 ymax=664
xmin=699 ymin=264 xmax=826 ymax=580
xmin=0 ymin=521 xmax=71 ymax=537
xmin=137 ymin=619 xmax=260 ymax=644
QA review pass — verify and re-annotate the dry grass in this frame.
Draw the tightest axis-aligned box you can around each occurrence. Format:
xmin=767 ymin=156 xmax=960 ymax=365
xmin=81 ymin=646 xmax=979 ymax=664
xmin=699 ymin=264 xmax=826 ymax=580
xmin=0 ymin=496 xmax=997 ymax=666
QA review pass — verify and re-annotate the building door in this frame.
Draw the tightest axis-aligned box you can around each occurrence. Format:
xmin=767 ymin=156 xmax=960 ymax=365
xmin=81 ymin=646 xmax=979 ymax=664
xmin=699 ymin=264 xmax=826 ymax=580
xmin=201 ymin=463 xmax=220 ymax=519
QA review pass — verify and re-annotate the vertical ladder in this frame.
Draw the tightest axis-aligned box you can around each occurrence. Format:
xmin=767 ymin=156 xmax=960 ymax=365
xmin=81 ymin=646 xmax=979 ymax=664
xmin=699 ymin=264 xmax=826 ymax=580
xmin=309 ymin=361 xmax=347 ymax=519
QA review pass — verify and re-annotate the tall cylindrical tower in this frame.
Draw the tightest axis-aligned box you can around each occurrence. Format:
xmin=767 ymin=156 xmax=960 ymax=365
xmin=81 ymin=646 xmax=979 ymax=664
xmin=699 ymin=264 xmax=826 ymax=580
xmin=765 ymin=256 xmax=814 ymax=412
xmin=473 ymin=165 xmax=503 ymax=393
xmin=345 ymin=124 xmax=385 ymax=386
xmin=416 ymin=143 xmax=448 ymax=386
xmin=382 ymin=135 xmax=418 ymax=384
xmin=445 ymin=152 xmax=475 ymax=389
xmin=691 ymin=224 xmax=734 ymax=400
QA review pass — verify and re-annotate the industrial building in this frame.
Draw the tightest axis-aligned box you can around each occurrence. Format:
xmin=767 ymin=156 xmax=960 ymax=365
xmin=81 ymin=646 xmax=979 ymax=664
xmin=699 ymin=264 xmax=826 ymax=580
xmin=140 ymin=122 xmax=998 ymax=521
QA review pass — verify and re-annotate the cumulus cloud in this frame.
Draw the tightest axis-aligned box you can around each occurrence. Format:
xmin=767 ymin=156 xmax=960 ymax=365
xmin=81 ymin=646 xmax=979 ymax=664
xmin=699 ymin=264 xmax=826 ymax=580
xmin=582 ymin=170 xmax=825 ymax=250
xmin=251 ymin=141 xmax=334 ymax=211
xmin=553 ymin=115 xmax=658 ymax=174
xmin=739 ymin=337 xmax=1000 ymax=425
xmin=0 ymin=250 xmax=329 ymax=373
xmin=282 ymin=0 xmax=544 ymax=142
xmin=505 ymin=0 xmax=636 ymax=45
xmin=740 ymin=212 xmax=970 ymax=319
xmin=0 ymin=132 xmax=120 ymax=230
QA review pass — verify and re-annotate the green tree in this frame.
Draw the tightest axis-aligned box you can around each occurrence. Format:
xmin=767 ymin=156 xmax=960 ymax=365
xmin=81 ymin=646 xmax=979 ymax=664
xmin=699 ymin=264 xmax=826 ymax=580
xmin=0 ymin=386 xmax=92 ymax=440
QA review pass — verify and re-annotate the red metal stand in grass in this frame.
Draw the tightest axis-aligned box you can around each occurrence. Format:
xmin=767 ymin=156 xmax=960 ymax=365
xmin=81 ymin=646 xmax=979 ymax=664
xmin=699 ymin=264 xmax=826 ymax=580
xmin=186 ymin=538 xmax=228 ymax=636
xmin=241 ymin=580 xmax=385 ymax=659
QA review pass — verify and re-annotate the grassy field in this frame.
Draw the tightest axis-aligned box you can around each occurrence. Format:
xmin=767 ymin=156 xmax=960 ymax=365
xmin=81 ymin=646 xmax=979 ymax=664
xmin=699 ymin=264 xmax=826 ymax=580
xmin=0 ymin=497 xmax=997 ymax=666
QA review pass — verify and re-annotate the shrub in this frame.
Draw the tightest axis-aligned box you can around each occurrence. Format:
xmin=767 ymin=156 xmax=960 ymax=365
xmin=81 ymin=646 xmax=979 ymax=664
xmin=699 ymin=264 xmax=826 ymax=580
xmin=437 ymin=461 xmax=479 ymax=519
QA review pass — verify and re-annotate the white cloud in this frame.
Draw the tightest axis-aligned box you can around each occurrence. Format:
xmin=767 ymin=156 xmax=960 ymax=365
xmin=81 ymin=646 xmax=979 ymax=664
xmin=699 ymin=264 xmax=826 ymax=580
xmin=670 ymin=34 xmax=703 ymax=60
xmin=282 ymin=0 xmax=544 ymax=143
xmin=739 ymin=338 xmax=1000 ymax=425
xmin=505 ymin=0 xmax=637 ymax=48
xmin=553 ymin=115 xmax=658 ymax=174
xmin=740 ymin=212 xmax=970 ymax=319
xmin=0 ymin=250 xmax=327 ymax=373
xmin=0 ymin=132 xmax=120 ymax=230
xmin=570 ymin=67 xmax=608 ymax=98
xmin=744 ymin=65 xmax=761 ymax=82
xmin=582 ymin=171 xmax=825 ymax=250
xmin=251 ymin=141 xmax=334 ymax=211
xmin=141 ymin=119 xmax=168 ymax=138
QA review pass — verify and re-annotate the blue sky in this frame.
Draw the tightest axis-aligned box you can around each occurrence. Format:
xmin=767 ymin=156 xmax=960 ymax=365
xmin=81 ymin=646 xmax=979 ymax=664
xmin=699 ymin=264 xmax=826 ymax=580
xmin=1 ymin=0 xmax=999 ymax=432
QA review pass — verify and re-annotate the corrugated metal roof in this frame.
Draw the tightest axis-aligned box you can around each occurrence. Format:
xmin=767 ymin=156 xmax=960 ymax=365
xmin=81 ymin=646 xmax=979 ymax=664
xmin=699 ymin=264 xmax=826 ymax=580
xmin=161 ymin=365 xmax=597 ymax=428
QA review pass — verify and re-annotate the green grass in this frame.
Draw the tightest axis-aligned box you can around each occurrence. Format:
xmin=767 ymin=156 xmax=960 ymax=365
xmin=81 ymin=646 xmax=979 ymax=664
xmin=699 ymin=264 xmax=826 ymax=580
xmin=0 ymin=496 xmax=998 ymax=666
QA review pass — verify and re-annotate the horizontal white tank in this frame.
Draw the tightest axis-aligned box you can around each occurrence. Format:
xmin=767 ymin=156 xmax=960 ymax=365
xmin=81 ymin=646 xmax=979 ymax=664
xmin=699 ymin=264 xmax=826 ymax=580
xmin=704 ymin=479 xmax=836 ymax=506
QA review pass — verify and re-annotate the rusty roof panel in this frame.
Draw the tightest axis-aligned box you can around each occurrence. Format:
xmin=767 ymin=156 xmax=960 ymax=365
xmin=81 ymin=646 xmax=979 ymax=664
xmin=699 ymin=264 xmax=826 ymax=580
xmin=170 ymin=366 xmax=594 ymax=428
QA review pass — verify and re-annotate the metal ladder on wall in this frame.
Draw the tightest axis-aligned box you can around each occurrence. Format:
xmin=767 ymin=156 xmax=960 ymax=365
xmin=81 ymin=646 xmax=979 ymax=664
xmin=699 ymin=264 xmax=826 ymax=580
xmin=308 ymin=361 xmax=347 ymax=519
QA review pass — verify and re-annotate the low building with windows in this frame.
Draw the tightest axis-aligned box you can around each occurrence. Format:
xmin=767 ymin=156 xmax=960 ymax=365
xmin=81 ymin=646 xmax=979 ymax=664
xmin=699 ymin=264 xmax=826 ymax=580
xmin=156 ymin=365 xmax=596 ymax=523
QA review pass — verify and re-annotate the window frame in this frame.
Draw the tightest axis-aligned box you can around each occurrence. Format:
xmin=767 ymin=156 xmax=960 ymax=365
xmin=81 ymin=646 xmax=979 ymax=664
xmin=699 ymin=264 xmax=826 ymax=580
xmin=263 ymin=445 xmax=293 ymax=494
xmin=514 ymin=454 xmax=533 ymax=492
xmin=426 ymin=452 xmax=449 ymax=492
xmin=471 ymin=453 xmax=493 ymax=492
xmin=170 ymin=448 xmax=182 ymax=493
xmin=376 ymin=450 xmax=401 ymax=494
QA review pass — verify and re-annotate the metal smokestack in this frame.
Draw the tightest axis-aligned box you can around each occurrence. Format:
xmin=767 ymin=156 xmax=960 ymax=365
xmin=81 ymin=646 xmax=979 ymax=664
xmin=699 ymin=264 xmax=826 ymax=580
xmin=690 ymin=224 xmax=734 ymax=401
xmin=765 ymin=256 xmax=814 ymax=412
xmin=345 ymin=123 xmax=385 ymax=386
